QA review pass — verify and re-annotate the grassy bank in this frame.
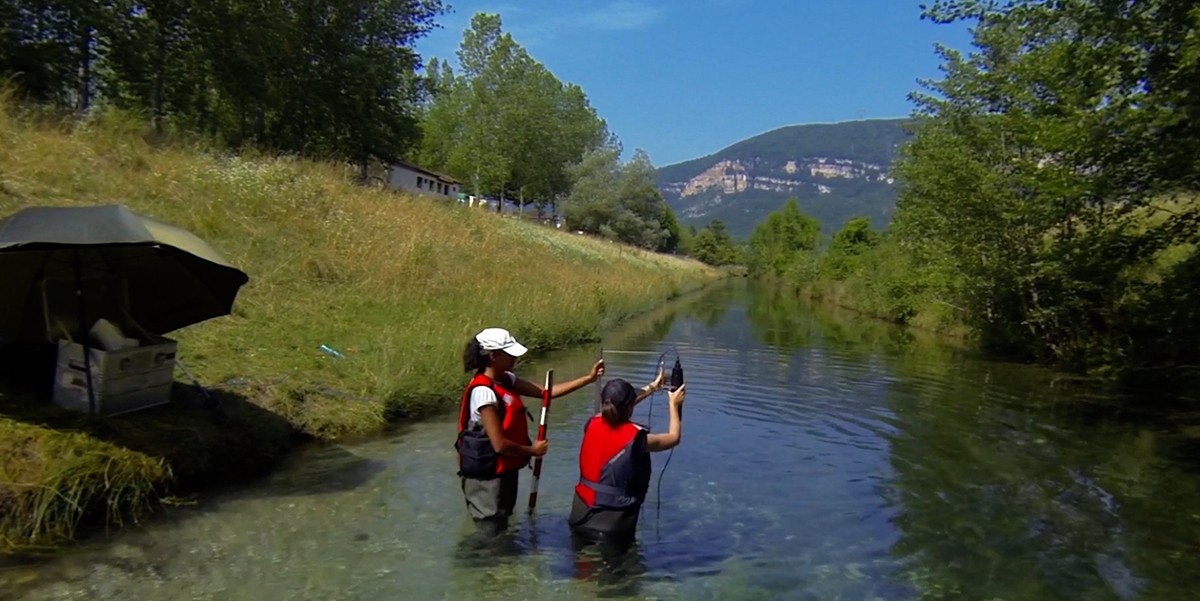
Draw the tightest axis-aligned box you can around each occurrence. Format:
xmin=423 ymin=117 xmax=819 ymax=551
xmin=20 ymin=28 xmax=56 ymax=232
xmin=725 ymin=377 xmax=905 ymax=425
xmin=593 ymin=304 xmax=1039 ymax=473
xmin=0 ymin=99 xmax=720 ymax=553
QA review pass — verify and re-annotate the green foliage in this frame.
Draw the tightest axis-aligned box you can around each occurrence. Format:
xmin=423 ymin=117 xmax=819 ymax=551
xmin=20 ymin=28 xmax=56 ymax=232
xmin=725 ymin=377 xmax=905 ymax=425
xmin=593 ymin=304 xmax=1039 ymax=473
xmin=686 ymin=219 xmax=742 ymax=266
xmin=1 ymin=0 xmax=446 ymax=174
xmin=560 ymin=147 xmax=675 ymax=250
xmin=821 ymin=216 xmax=880 ymax=279
xmin=892 ymin=0 xmax=1200 ymax=375
xmin=742 ymin=1 xmax=1200 ymax=385
xmin=747 ymin=198 xmax=822 ymax=277
xmin=790 ymin=0 xmax=1200 ymax=385
xmin=415 ymin=13 xmax=608 ymax=206
xmin=821 ymin=232 xmax=962 ymax=329
xmin=658 ymin=201 xmax=683 ymax=253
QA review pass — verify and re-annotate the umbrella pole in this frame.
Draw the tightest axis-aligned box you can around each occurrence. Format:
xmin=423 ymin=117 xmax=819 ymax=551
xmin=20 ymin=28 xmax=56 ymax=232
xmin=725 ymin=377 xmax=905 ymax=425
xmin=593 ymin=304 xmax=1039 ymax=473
xmin=73 ymin=250 xmax=97 ymax=418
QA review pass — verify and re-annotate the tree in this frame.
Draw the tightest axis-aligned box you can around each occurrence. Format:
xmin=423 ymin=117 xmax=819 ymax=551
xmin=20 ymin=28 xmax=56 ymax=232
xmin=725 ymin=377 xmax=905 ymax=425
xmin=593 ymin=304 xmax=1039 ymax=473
xmin=1 ymin=0 xmax=123 ymax=109
xmin=658 ymin=203 xmax=683 ymax=253
xmin=560 ymin=146 xmax=621 ymax=235
xmin=688 ymin=219 xmax=740 ymax=266
xmin=104 ymin=0 xmax=214 ymax=136
xmin=822 ymin=216 xmax=880 ymax=279
xmin=891 ymin=0 xmax=1200 ymax=377
xmin=417 ymin=12 xmax=607 ymax=208
xmin=747 ymin=198 xmax=821 ymax=277
xmin=4 ymin=0 xmax=446 ymax=170
xmin=560 ymin=147 xmax=673 ymax=250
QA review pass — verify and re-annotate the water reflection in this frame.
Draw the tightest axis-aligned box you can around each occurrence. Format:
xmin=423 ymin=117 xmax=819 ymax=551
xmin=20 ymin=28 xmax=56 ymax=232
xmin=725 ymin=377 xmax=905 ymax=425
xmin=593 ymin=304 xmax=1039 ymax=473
xmin=871 ymin=330 xmax=1200 ymax=600
xmin=884 ymin=387 xmax=1135 ymax=599
xmin=680 ymin=281 xmax=736 ymax=328
xmin=453 ymin=527 xmax=530 ymax=569
xmin=565 ymin=536 xmax=649 ymax=598
xmin=743 ymin=278 xmax=943 ymax=362
xmin=744 ymin=280 xmax=822 ymax=351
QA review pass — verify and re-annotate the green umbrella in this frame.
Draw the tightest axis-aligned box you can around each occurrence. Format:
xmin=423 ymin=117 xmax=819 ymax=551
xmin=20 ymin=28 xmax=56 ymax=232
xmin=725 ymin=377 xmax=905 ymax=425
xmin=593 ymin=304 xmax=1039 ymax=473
xmin=0 ymin=204 xmax=249 ymax=414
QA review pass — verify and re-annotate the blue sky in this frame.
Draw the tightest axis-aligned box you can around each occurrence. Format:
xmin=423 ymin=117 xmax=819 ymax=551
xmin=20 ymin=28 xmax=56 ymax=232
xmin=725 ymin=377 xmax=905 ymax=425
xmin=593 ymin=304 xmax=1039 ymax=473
xmin=414 ymin=1 xmax=976 ymax=167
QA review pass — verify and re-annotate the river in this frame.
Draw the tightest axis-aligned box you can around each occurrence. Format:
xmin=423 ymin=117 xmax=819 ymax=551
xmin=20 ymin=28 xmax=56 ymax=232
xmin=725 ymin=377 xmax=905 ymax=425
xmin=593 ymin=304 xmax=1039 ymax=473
xmin=4 ymin=280 xmax=1200 ymax=600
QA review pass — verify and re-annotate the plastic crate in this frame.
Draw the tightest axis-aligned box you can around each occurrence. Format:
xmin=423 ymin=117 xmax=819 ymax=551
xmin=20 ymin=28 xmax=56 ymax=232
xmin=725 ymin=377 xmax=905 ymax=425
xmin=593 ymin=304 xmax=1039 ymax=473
xmin=51 ymin=337 xmax=177 ymax=416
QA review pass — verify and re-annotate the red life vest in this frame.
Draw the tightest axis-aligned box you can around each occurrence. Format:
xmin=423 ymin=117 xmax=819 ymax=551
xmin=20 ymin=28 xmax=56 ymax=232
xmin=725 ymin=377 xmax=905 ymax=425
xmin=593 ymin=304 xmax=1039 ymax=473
xmin=456 ymin=373 xmax=531 ymax=476
xmin=575 ymin=415 xmax=651 ymax=510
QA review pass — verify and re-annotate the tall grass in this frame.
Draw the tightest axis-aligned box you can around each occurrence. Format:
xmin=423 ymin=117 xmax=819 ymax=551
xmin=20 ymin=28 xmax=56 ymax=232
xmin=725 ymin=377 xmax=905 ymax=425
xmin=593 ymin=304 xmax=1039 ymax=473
xmin=0 ymin=418 xmax=165 ymax=551
xmin=0 ymin=96 xmax=720 ymax=551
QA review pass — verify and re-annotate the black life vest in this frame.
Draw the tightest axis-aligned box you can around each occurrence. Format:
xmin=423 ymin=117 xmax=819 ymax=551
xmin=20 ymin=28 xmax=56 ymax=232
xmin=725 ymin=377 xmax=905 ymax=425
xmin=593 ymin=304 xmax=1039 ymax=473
xmin=574 ymin=415 xmax=651 ymax=510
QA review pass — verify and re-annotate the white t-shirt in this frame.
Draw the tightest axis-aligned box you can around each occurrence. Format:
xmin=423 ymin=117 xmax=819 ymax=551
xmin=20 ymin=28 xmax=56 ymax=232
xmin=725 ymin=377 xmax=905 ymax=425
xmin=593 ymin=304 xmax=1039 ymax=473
xmin=468 ymin=371 xmax=519 ymax=426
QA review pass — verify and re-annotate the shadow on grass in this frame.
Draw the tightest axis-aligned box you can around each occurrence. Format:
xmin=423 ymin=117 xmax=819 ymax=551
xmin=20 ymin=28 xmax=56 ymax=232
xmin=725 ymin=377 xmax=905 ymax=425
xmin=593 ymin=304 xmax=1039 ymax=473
xmin=0 ymin=343 xmax=388 ymax=558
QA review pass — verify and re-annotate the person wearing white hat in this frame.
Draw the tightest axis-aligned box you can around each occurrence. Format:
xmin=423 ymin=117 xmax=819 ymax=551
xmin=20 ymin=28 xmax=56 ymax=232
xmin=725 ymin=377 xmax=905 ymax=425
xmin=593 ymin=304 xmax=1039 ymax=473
xmin=455 ymin=327 xmax=604 ymax=534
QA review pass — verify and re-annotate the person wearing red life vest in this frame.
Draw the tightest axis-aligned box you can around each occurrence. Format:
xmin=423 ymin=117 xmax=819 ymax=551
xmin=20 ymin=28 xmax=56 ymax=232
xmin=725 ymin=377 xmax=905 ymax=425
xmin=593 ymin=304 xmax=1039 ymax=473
xmin=569 ymin=375 xmax=686 ymax=543
xmin=456 ymin=327 xmax=604 ymax=534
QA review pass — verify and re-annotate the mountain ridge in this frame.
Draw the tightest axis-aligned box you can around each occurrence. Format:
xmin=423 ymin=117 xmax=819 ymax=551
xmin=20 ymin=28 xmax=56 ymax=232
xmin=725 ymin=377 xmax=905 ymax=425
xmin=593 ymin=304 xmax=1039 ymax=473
xmin=656 ymin=118 xmax=912 ymax=239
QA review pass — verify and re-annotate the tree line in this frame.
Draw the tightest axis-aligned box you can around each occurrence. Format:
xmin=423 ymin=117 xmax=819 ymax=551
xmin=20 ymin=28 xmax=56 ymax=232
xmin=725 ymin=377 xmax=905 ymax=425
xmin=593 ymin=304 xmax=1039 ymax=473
xmin=1 ymin=0 xmax=446 ymax=178
xmin=1 ymin=4 xmax=688 ymax=253
xmin=746 ymin=0 xmax=1200 ymax=387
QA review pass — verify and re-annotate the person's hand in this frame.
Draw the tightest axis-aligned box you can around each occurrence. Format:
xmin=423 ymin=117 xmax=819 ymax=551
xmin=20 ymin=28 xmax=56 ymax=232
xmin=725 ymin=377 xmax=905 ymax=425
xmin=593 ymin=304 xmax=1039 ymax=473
xmin=668 ymin=383 xmax=686 ymax=408
xmin=648 ymin=365 xmax=665 ymax=391
xmin=589 ymin=359 xmax=605 ymax=382
xmin=531 ymin=439 xmax=549 ymax=457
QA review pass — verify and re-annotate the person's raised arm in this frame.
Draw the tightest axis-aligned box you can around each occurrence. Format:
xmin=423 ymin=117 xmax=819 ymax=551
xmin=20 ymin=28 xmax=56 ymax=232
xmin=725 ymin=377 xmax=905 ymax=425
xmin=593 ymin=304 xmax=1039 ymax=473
xmin=512 ymin=359 xmax=606 ymax=399
xmin=647 ymin=383 xmax=685 ymax=452
xmin=632 ymin=365 xmax=666 ymax=407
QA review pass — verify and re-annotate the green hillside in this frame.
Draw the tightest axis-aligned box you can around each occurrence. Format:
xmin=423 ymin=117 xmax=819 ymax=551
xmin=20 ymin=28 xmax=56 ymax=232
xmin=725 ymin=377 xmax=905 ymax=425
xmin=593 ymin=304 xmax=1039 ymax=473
xmin=657 ymin=118 xmax=912 ymax=239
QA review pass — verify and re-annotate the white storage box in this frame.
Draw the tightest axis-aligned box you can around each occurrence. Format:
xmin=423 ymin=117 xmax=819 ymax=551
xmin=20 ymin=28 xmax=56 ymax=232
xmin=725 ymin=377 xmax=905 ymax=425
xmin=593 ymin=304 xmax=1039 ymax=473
xmin=52 ymin=336 xmax=177 ymax=416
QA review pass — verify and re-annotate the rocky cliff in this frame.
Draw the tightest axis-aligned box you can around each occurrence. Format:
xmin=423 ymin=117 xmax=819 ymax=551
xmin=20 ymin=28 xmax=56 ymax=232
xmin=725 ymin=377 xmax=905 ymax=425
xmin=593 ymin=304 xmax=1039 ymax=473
xmin=656 ymin=118 xmax=910 ymax=239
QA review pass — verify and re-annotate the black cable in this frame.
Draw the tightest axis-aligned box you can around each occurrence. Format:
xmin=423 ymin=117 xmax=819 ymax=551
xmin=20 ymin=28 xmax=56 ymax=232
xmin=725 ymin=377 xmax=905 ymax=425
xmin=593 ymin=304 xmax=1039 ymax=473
xmin=656 ymin=446 xmax=674 ymax=512
xmin=650 ymin=345 xmax=681 ymax=526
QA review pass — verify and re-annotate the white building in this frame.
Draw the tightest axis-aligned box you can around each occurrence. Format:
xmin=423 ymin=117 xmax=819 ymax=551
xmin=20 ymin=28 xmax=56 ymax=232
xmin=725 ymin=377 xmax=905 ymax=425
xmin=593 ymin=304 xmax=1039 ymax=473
xmin=386 ymin=160 xmax=461 ymax=200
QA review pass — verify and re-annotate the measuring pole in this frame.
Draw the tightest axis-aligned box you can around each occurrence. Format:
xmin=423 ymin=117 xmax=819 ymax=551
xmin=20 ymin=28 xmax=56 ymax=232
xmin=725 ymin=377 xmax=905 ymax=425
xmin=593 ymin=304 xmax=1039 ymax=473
xmin=594 ymin=347 xmax=604 ymax=415
xmin=527 ymin=369 xmax=554 ymax=513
